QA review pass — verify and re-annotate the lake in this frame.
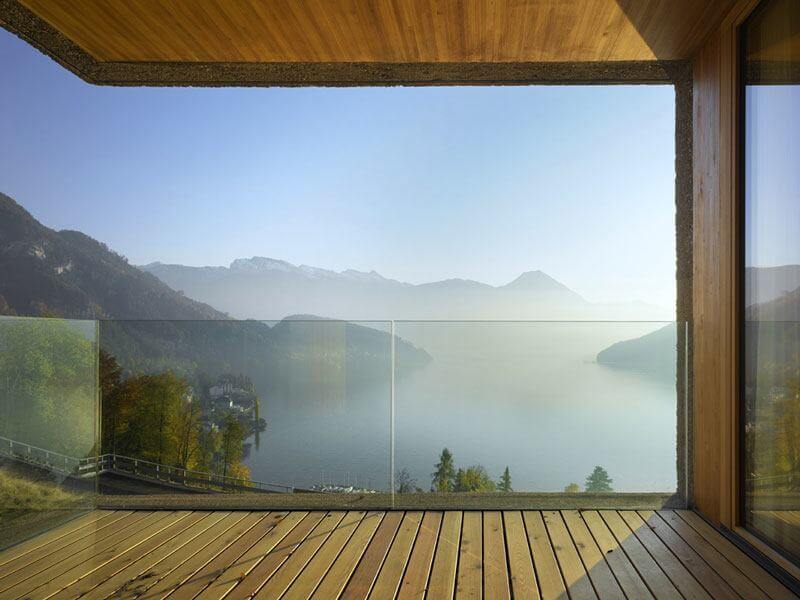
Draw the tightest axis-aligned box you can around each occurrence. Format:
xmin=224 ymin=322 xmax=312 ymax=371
xmin=244 ymin=322 xmax=680 ymax=493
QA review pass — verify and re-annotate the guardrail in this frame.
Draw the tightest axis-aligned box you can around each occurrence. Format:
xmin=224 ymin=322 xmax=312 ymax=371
xmin=747 ymin=472 xmax=800 ymax=491
xmin=0 ymin=435 xmax=293 ymax=493
xmin=0 ymin=435 xmax=83 ymax=476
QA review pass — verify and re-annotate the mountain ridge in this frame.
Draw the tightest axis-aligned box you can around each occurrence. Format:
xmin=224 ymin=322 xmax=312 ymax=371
xmin=0 ymin=192 xmax=431 ymax=388
xmin=0 ymin=192 xmax=226 ymax=320
xmin=141 ymin=257 xmax=668 ymax=321
xmin=143 ymin=257 xmax=575 ymax=292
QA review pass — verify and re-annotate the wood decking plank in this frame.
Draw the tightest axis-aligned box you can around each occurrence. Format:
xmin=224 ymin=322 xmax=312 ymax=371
xmin=397 ymin=511 xmax=442 ymax=600
xmin=483 ymin=511 xmax=510 ymax=600
xmin=73 ymin=512 xmax=230 ymax=600
xmin=367 ymin=511 xmax=423 ymax=599
xmin=0 ymin=510 xmax=118 ymax=568
xmin=167 ymin=512 xmax=286 ymax=599
xmin=138 ymin=511 xmax=265 ymax=599
xmin=253 ymin=511 xmax=347 ymax=600
xmin=542 ymin=510 xmax=597 ymax=600
xmin=310 ymin=511 xmax=385 ymax=599
xmin=0 ymin=511 xmax=156 ymax=596
xmin=456 ymin=511 xmax=483 ymax=599
xmin=522 ymin=511 xmax=567 ymax=600
xmin=675 ymin=510 xmax=795 ymax=600
xmin=0 ymin=509 xmax=792 ymax=600
xmin=0 ymin=510 xmax=135 ymax=586
xmin=427 ymin=511 xmax=463 ymax=599
xmin=657 ymin=510 xmax=769 ymax=600
xmin=617 ymin=510 xmax=711 ymax=600
xmin=10 ymin=511 xmax=178 ymax=600
xmin=502 ymin=511 xmax=539 ymax=600
xmin=51 ymin=510 xmax=208 ymax=600
xmin=102 ymin=511 xmax=241 ymax=599
xmin=599 ymin=510 xmax=681 ymax=600
xmin=639 ymin=511 xmax=740 ymax=600
xmin=280 ymin=510 xmax=366 ymax=600
xmin=580 ymin=511 xmax=653 ymax=600
xmin=214 ymin=511 xmax=319 ymax=600
xmin=339 ymin=511 xmax=403 ymax=599
xmin=562 ymin=510 xmax=623 ymax=600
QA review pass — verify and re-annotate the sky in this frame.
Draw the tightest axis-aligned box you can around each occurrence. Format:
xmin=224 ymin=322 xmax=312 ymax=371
xmin=744 ymin=85 xmax=800 ymax=269
xmin=0 ymin=29 xmax=677 ymax=308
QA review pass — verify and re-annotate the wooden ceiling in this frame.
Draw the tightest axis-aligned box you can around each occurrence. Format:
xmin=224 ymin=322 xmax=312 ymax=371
xmin=744 ymin=0 xmax=800 ymax=61
xmin=16 ymin=0 xmax=736 ymax=63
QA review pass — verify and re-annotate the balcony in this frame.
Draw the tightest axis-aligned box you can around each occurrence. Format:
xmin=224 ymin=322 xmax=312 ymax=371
xmin=1 ymin=316 xmax=688 ymax=507
xmin=0 ymin=508 xmax=792 ymax=599
xmin=0 ymin=315 xmax=786 ymax=598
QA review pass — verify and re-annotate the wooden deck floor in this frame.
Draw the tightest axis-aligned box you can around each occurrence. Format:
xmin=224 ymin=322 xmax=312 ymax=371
xmin=0 ymin=510 xmax=795 ymax=599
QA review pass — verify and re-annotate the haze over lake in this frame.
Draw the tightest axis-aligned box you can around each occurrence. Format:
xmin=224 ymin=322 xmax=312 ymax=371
xmin=242 ymin=321 xmax=679 ymax=493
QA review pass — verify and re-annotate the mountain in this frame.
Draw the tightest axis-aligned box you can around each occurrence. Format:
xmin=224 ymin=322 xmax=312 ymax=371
xmin=0 ymin=192 xmax=225 ymax=320
xmin=747 ymin=286 xmax=800 ymax=321
xmin=740 ymin=265 xmax=800 ymax=320
xmin=0 ymin=193 xmax=430 ymax=387
xmin=596 ymin=323 xmax=678 ymax=378
xmin=142 ymin=258 xmax=667 ymax=320
xmin=745 ymin=265 xmax=800 ymax=308
xmin=501 ymin=270 xmax=583 ymax=298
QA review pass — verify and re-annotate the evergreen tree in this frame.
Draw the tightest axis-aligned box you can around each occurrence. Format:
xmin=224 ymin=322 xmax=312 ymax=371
xmin=497 ymin=466 xmax=513 ymax=492
xmin=563 ymin=482 xmax=582 ymax=493
xmin=584 ymin=466 xmax=613 ymax=492
xmin=431 ymin=447 xmax=456 ymax=492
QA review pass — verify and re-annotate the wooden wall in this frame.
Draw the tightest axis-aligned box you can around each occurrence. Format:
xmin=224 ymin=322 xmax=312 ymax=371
xmin=692 ymin=0 xmax=759 ymax=527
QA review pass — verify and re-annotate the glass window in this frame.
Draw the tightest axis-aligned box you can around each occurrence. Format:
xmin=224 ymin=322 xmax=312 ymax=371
xmin=742 ymin=0 xmax=800 ymax=563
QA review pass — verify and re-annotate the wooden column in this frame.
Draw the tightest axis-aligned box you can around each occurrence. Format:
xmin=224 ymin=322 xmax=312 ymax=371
xmin=691 ymin=0 xmax=759 ymax=527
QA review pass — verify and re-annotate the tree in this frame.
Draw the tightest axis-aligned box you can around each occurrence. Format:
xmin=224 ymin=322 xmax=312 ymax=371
xmin=584 ymin=466 xmax=614 ymax=492
xmin=100 ymin=351 xmax=123 ymax=454
xmin=497 ymin=466 xmax=513 ymax=492
xmin=431 ymin=447 xmax=456 ymax=492
xmin=193 ymin=426 xmax=219 ymax=473
xmin=220 ymin=414 xmax=248 ymax=480
xmin=175 ymin=394 xmax=201 ymax=469
xmin=395 ymin=468 xmax=418 ymax=493
xmin=454 ymin=465 xmax=496 ymax=492
xmin=0 ymin=319 xmax=95 ymax=456
xmin=564 ymin=482 xmax=581 ymax=493
xmin=113 ymin=371 xmax=191 ymax=466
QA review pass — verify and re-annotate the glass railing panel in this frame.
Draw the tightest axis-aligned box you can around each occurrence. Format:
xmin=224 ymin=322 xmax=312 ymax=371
xmin=0 ymin=316 xmax=98 ymax=549
xmin=98 ymin=319 xmax=393 ymax=505
xmin=393 ymin=321 xmax=686 ymax=508
xmin=744 ymin=321 xmax=800 ymax=563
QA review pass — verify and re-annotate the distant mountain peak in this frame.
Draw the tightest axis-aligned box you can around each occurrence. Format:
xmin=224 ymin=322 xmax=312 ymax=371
xmin=225 ymin=256 xmax=401 ymax=284
xmin=341 ymin=269 xmax=388 ymax=283
xmin=230 ymin=256 xmax=297 ymax=273
xmin=503 ymin=270 xmax=573 ymax=292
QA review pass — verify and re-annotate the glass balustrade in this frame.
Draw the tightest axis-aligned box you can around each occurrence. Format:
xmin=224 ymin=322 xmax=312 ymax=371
xmin=0 ymin=316 xmax=99 ymax=550
xmin=0 ymin=316 xmax=687 ymax=524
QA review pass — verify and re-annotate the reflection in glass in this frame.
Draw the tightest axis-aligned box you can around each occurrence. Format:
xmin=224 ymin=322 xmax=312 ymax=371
xmin=742 ymin=0 xmax=800 ymax=563
xmin=93 ymin=318 xmax=684 ymax=508
xmin=98 ymin=319 xmax=394 ymax=496
xmin=0 ymin=317 xmax=98 ymax=549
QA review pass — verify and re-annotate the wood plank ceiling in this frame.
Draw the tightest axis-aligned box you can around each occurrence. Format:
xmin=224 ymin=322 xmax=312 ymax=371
xmin=17 ymin=0 xmax=737 ymax=63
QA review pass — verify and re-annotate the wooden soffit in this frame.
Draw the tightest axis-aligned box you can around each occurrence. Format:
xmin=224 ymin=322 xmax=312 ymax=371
xmin=0 ymin=0 xmax=737 ymax=86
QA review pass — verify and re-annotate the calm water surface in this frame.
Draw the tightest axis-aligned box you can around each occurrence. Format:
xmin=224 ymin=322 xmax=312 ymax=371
xmin=244 ymin=323 xmax=679 ymax=493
